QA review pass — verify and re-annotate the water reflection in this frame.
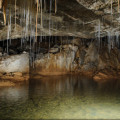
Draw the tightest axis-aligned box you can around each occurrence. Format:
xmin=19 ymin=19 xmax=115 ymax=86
xmin=0 ymin=85 xmax=29 ymax=102
xmin=29 ymin=75 xmax=97 ymax=96
xmin=0 ymin=75 xmax=120 ymax=119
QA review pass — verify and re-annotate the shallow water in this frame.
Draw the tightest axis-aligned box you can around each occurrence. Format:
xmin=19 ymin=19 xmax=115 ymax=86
xmin=0 ymin=75 xmax=120 ymax=119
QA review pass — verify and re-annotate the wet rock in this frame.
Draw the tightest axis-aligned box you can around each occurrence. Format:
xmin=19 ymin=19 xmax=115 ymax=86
xmin=62 ymin=44 xmax=78 ymax=52
xmin=9 ymin=49 xmax=17 ymax=55
xmin=49 ymin=47 xmax=59 ymax=53
xmin=13 ymin=72 xmax=22 ymax=77
xmin=93 ymin=69 xmax=120 ymax=82
xmin=0 ymin=81 xmax=15 ymax=87
xmin=23 ymin=51 xmax=27 ymax=54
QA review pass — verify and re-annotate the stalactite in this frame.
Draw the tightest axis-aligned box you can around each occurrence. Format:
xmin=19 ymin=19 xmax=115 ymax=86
xmin=36 ymin=0 xmax=39 ymax=42
xmin=55 ymin=0 xmax=57 ymax=13
xmin=111 ymin=0 xmax=113 ymax=15
xmin=9 ymin=7 xmax=12 ymax=45
xmin=44 ymin=0 xmax=46 ymax=12
xmin=118 ymin=0 xmax=119 ymax=13
xmin=98 ymin=20 xmax=101 ymax=45
xmin=3 ymin=0 xmax=7 ymax=25
xmin=15 ymin=0 xmax=17 ymax=29
xmin=41 ymin=0 xmax=43 ymax=28
xmin=7 ymin=21 xmax=10 ymax=54
xmin=0 ymin=0 xmax=2 ymax=9
xmin=38 ymin=0 xmax=41 ymax=12
xmin=49 ymin=0 xmax=52 ymax=35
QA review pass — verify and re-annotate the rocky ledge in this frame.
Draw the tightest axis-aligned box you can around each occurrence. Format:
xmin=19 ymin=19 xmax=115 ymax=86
xmin=0 ymin=39 xmax=120 ymax=87
xmin=31 ymin=39 xmax=120 ymax=81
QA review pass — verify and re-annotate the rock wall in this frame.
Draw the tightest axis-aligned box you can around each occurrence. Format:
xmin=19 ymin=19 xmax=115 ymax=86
xmin=0 ymin=53 xmax=29 ymax=81
xmin=32 ymin=40 xmax=120 ymax=80
xmin=0 ymin=39 xmax=120 ymax=82
xmin=33 ymin=44 xmax=78 ymax=75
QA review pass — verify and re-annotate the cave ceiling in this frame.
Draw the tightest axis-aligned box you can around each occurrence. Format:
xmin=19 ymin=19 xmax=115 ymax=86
xmin=0 ymin=0 xmax=120 ymax=40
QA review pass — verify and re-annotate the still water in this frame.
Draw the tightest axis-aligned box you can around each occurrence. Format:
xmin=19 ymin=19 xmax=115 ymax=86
xmin=0 ymin=75 xmax=120 ymax=119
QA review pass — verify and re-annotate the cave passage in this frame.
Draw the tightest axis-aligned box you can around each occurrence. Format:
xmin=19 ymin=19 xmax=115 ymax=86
xmin=1 ymin=0 xmax=120 ymax=119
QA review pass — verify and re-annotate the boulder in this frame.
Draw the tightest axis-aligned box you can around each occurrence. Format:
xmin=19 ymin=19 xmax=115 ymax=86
xmin=33 ymin=44 xmax=78 ymax=75
xmin=0 ymin=53 xmax=29 ymax=73
xmin=0 ymin=53 xmax=29 ymax=81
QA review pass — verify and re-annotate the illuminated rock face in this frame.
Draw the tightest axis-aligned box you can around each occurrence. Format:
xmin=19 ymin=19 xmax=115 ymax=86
xmin=30 ymin=40 xmax=120 ymax=79
xmin=34 ymin=45 xmax=78 ymax=75
xmin=0 ymin=53 xmax=29 ymax=73
xmin=0 ymin=38 xmax=120 ymax=82
xmin=0 ymin=53 xmax=29 ymax=81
